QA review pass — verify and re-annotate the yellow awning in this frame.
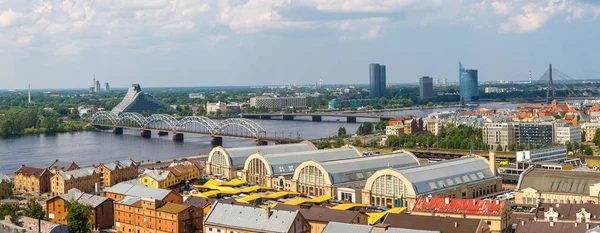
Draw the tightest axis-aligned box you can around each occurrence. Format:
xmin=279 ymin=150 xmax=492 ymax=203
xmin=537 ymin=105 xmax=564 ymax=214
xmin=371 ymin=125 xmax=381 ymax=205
xmin=367 ymin=212 xmax=387 ymax=225
xmin=199 ymin=190 xmax=221 ymax=197
xmin=264 ymin=191 xmax=300 ymax=199
xmin=386 ymin=207 xmax=407 ymax=214
xmin=306 ymin=195 xmax=332 ymax=203
xmin=236 ymin=194 xmax=266 ymax=203
xmin=331 ymin=203 xmax=367 ymax=210
xmin=221 ymin=179 xmax=247 ymax=187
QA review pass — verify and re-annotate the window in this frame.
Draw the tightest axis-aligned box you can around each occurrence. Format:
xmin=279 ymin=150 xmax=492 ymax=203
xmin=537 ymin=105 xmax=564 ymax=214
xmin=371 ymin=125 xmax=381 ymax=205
xmin=346 ymin=174 xmax=355 ymax=182
xmin=217 ymin=230 xmax=221 ymax=233
xmin=356 ymin=173 xmax=364 ymax=179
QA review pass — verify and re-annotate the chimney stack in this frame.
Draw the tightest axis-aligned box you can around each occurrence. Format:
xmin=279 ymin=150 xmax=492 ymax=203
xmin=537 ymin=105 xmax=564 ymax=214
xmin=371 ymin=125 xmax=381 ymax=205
xmin=473 ymin=200 xmax=476 ymax=205
xmin=521 ymin=220 xmax=525 ymax=226
xmin=587 ymin=224 xmax=590 ymax=230
xmin=454 ymin=222 xmax=458 ymax=228
xmin=495 ymin=200 xmax=499 ymax=205
xmin=426 ymin=197 xmax=430 ymax=203
xmin=550 ymin=221 xmax=554 ymax=227
xmin=489 ymin=151 xmax=497 ymax=176
xmin=445 ymin=197 xmax=450 ymax=204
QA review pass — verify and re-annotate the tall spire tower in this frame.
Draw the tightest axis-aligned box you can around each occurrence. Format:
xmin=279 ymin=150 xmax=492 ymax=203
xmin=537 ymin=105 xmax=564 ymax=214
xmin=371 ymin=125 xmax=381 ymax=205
xmin=28 ymin=84 xmax=31 ymax=104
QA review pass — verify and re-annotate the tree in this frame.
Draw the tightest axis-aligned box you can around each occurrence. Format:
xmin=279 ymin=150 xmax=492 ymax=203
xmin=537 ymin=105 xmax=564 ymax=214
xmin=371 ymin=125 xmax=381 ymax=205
xmin=0 ymin=181 xmax=12 ymax=200
xmin=67 ymin=202 xmax=91 ymax=233
xmin=357 ymin=122 xmax=374 ymax=135
xmin=565 ymin=141 xmax=572 ymax=152
xmin=583 ymin=145 xmax=593 ymax=156
xmin=337 ymin=127 xmax=347 ymax=137
xmin=573 ymin=141 xmax=580 ymax=152
xmin=374 ymin=121 xmax=388 ymax=132
xmin=0 ymin=202 xmax=18 ymax=224
xmin=41 ymin=115 xmax=61 ymax=133
xmin=496 ymin=146 xmax=503 ymax=151
xmin=23 ymin=198 xmax=45 ymax=219
xmin=333 ymin=137 xmax=345 ymax=148
xmin=594 ymin=129 xmax=600 ymax=146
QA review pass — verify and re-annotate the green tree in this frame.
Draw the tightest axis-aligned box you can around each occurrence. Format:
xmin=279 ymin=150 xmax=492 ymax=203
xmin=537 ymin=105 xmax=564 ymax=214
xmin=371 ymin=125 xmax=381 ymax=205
xmin=317 ymin=139 xmax=331 ymax=149
xmin=333 ymin=137 xmax=345 ymax=148
xmin=0 ymin=181 xmax=13 ymax=199
xmin=67 ymin=202 xmax=91 ymax=233
xmin=374 ymin=121 xmax=388 ymax=132
xmin=23 ymin=198 xmax=45 ymax=219
xmin=357 ymin=122 xmax=374 ymax=135
xmin=0 ymin=202 xmax=19 ymax=224
xmin=573 ymin=141 xmax=580 ymax=152
xmin=41 ymin=115 xmax=61 ymax=133
xmin=594 ymin=129 xmax=600 ymax=146
xmin=496 ymin=146 xmax=503 ymax=151
xmin=583 ymin=145 xmax=593 ymax=156
xmin=337 ymin=127 xmax=347 ymax=137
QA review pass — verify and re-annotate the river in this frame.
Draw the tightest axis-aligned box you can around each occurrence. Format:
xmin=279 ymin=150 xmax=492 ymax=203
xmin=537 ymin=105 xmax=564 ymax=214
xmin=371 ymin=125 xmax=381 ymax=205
xmin=0 ymin=120 xmax=363 ymax=175
xmin=0 ymin=102 xmax=517 ymax=175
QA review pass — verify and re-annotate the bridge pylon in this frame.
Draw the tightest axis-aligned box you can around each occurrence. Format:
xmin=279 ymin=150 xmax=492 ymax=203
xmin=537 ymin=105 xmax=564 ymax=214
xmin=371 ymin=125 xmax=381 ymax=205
xmin=140 ymin=130 xmax=151 ymax=138
xmin=211 ymin=137 xmax=223 ymax=147
xmin=173 ymin=133 xmax=184 ymax=142
xmin=113 ymin=127 xmax=123 ymax=135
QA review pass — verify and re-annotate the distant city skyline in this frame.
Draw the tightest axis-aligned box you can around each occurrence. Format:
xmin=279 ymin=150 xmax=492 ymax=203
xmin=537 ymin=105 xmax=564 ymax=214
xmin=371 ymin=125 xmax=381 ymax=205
xmin=1 ymin=0 xmax=599 ymax=89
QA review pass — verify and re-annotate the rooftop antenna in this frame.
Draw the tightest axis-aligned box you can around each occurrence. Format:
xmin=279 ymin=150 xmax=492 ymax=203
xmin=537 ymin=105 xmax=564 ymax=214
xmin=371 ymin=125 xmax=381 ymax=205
xmin=28 ymin=84 xmax=31 ymax=104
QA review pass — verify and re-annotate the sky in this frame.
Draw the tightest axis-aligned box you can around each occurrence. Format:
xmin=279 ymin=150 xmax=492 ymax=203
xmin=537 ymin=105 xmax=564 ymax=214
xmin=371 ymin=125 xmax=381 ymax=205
xmin=0 ymin=0 xmax=599 ymax=89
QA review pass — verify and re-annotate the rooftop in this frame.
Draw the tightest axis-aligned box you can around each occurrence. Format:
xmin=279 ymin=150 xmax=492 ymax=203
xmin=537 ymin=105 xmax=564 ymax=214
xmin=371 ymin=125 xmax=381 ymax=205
xmin=516 ymin=220 xmax=600 ymax=233
xmin=56 ymin=188 xmax=109 ymax=208
xmin=217 ymin=142 xmax=316 ymax=167
xmin=390 ymin=156 xmax=495 ymax=195
xmin=383 ymin=214 xmax=485 ymax=233
xmin=48 ymin=160 xmax=77 ymax=171
xmin=204 ymin=202 xmax=300 ymax=233
xmin=273 ymin=203 xmax=362 ymax=223
xmin=261 ymin=147 xmax=361 ymax=175
xmin=322 ymin=222 xmax=440 ymax=233
xmin=156 ymin=203 xmax=190 ymax=214
xmin=412 ymin=197 xmax=506 ymax=216
xmin=517 ymin=169 xmax=600 ymax=195
xmin=103 ymin=182 xmax=173 ymax=201
xmin=58 ymin=167 xmax=97 ymax=181
xmin=15 ymin=166 xmax=46 ymax=177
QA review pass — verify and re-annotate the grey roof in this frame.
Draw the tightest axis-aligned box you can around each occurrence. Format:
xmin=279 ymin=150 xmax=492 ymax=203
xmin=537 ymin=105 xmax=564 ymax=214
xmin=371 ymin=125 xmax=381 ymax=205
xmin=59 ymin=188 xmax=109 ymax=208
xmin=263 ymin=147 xmax=362 ymax=175
xmin=322 ymin=222 xmax=373 ymax=233
xmin=103 ymin=159 xmax=138 ymax=171
xmin=117 ymin=196 xmax=142 ymax=205
xmin=58 ymin=167 xmax=97 ymax=181
xmin=517 ymin=169 xmax=600 ymax=195
xmin=103 ymin=182 xmax=172 ymax=201
xmin=143 ymin=170 xmax=170 ymax=182
xmin=219 ymin=142 xmax=316 ymax=167
xmin=48 ymin=160 xmax=75 ymax=171
xmin=318 ymin=152 xmax=420 ymax=184
xmin=205 ymin=202 xmax=299 ymax=233
xmin=323 ymin=222 xmax=440 ymax=233
xmin=393 ymin=156 xmax=495 ymax=195
xmin=0 ymin=174 xmax=10 ymax=183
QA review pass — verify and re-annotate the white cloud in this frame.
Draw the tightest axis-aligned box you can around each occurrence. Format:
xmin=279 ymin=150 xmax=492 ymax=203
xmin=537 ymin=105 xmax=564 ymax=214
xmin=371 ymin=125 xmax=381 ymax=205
xmin=301 ymin=0 xmax=418 ymax=13
xmin=360 ymin=25 xmax=382 ymax=40
xmin=499 ymin=0 xmax=567 ymax=33
xmin=15 ymin=35 xmax=33 ymax=46
xmin=0 ymin=9 xmax=32 ymax=28
xmin=55 ymin=41 xmax=83 ymax=56
xmin=491 ymin=1 xmax=512 ymax=15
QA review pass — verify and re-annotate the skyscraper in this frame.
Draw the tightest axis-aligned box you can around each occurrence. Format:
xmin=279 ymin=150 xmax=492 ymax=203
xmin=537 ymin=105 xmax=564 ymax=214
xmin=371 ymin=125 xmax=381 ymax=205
xmin=459 ymin=62 xmax=479 ymax=102
xmin=419 ymin=76 xmax=434 ymax=98
xmin=95 ymin=80 xmax=101 ymax=93
xmin=369 ymin=63 xmax=386 ymax=98
xmin=104 ymin=82 xmax=110 ymax=92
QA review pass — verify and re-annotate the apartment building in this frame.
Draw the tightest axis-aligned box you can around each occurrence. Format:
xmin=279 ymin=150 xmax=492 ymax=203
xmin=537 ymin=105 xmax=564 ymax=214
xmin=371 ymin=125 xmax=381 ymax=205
xmin=483 ymin=122 xmax=516 ymax=151
xmin=554 ymin=123 xmax=582 ymax=145
xmin=95 ymin=159 xmax=139 ymax=187
xmin=47 ymin=188 xmax=114 ymax=230
xmin=50 ymin=167 xmax=101 ymax=196
xmin=250 ymin=96 xmax=307 ymax=110
xmin=114 ymin=197 xmax=203 ymax=233
xmin=138 ymin=161 xmax=202 ymax=191
xmin=204 ymin=202 xmax=311 ymax=233
xmin=14 ymin=166 xmax=52 ymax=195
xmin=47 ymin=160 xmax=79 ymax=175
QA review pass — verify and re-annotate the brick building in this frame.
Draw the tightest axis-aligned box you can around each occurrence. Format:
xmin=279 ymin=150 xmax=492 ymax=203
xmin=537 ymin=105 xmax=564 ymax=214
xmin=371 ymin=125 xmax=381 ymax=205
xmin=14 ymin=166 xmax=52 ymax=195
xmin=95 ymin=159 xmax=139 ymax=187
xmin=50 ymin=167 xmax=101 ymax=196
xmin=47 ymin=188 xmax=114 ymax=230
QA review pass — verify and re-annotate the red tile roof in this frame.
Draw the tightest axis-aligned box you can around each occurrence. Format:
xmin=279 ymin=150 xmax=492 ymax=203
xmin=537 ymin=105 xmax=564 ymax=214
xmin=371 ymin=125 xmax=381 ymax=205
xmin=412 ymin=197 xmax=505 ymax=216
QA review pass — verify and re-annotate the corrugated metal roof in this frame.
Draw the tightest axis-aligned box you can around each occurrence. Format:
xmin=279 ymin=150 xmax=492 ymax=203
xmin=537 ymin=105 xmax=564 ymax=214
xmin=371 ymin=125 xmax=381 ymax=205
xmin=264 ymin=147 xmax=362 ymax=175
xmin=224 ymin=143 xmax=316 ymax=167
xmin=59 ymin=188 xmax=109 ymax=208
xmin=59 ymin=167 xmax=97 ymax=181
xmin=394 ymin=156 xmax=494 ymax=195
xmin=48 ymin=160 xmax=75 ymax=171
xmin=103 ymin=182 xmax=172 ymax=201
xmin=102 ymin=159 xmax=137 ymax=171
xmin=319 ymin=152 xmax=420 ymax=184
xmin=518 ymin=169 xmax=600 ymax=195
xmin=322 ymin=222 xmax=373 ymax=233
xmin=205 ymin=202 xmax=299 ymax=233
xmin=142 ymin=170 xmax=170 ymax=182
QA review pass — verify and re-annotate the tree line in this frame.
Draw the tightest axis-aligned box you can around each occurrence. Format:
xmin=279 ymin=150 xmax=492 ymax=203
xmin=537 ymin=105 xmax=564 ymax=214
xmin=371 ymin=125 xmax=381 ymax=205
xmin=0 ymin=108 xmax=93 ymax=136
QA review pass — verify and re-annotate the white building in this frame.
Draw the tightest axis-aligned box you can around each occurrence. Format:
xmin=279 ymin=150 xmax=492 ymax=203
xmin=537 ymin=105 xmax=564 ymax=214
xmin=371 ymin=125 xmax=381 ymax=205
xmin=206 ymin=101 xmax=227 ymax=113
xmin=385 ymin=124 xmax=404 ymax=136
xmin=249 ymin=96 xmax=307 ymax=110
xmin=516 ymin=146 xmax=567 ymax=163
xmin=483 ymin=122 xmax=517 ymax=151
xmin=188 ymin=93 xmax=205 ymax=99
xmin=554 ymin=123 xmax=582 ymax=145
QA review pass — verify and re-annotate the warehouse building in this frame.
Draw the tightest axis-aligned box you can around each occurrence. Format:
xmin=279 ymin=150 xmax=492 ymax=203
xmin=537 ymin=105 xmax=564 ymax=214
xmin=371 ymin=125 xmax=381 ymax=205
xmin=289 ymin=151 xmax=420 ymax=202
xmin=362 ymin=155 xmax=501 ymax=210
xmin=206 ymin=142 xmax=316 ymax=179
xmin=241 ymin=147 xmax=362 ymax=190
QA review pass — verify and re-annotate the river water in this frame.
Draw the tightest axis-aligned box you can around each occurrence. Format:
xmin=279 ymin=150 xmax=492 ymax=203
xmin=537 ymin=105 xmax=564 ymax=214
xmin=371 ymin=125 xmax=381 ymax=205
xmin=0 ymin=103 xmax=516 ymax=175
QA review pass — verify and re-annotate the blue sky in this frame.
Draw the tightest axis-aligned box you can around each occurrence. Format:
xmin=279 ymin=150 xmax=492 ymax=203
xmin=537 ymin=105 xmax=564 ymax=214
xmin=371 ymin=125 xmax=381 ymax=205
xmin=0 ymin=0 xmax=599 ymax=89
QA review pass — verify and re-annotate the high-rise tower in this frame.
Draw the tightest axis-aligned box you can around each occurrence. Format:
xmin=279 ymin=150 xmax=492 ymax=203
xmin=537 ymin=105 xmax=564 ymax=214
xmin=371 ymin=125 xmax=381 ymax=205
xmin=459 ymin=62 xmax=479 ymax=102
xmin=369 ymin=63 xmax=386 ymax=98
xmin=28 ymin=84 xmax=31 ymax=104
